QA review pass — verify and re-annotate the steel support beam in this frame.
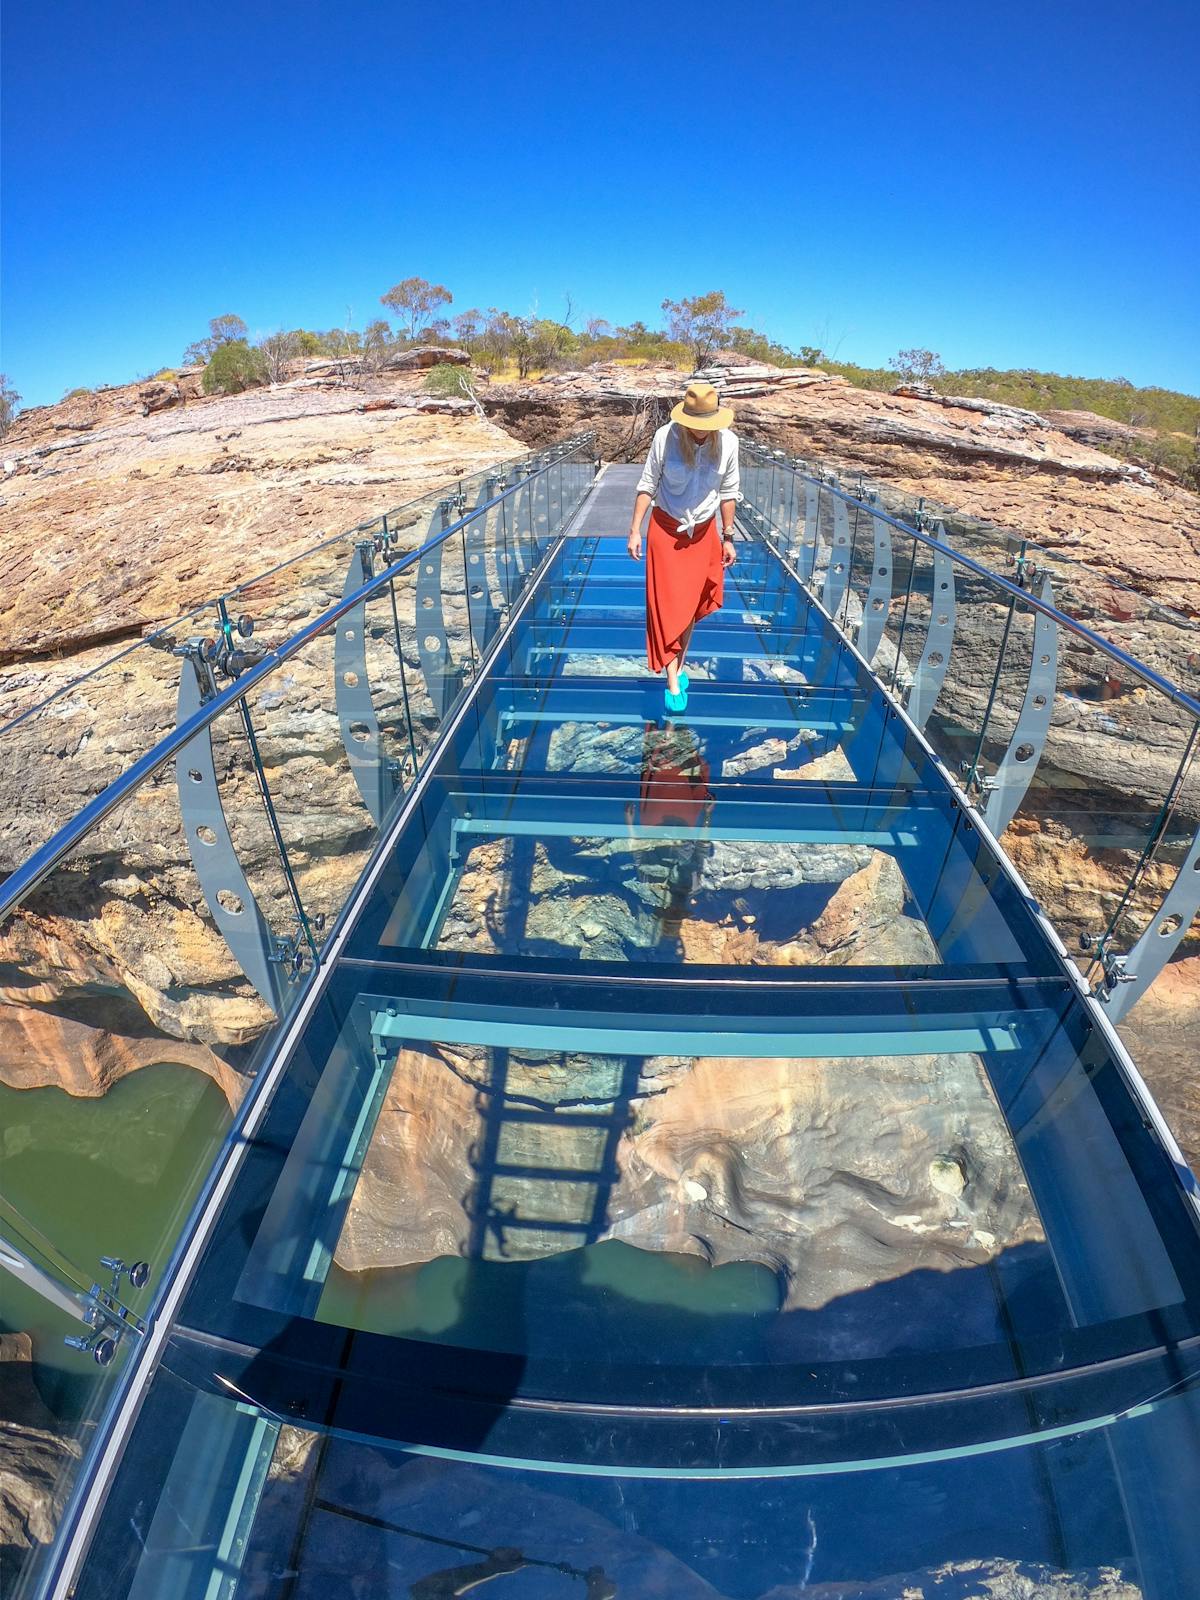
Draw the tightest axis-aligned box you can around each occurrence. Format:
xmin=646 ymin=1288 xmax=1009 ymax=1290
xmin=822 ymin=496 xmax=852 ymax=616
xmin=1104 ymin=826 xmax=1200 ymax=1021
xmin=174 ymin=656 xmax=287 ymax=1013
xmin=858 ymin=514 xmax=893 ymax=665
xmin=415 ymin=495 xmax=466 ymax=719
xmin=334 ymin=540 xmax=399 ymax=827
xmin=906 ymin=526 xmax=956 ymax=729
xmin=980 ymin=577 xmax=1058 ymax=835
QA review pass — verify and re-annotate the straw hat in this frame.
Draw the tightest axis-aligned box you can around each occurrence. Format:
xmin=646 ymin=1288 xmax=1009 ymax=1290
xmin=670 ymin=380 xmax=733 ymax=431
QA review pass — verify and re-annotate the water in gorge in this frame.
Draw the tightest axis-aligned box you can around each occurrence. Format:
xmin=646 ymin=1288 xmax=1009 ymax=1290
xmin=0 ymin=1063 xmax=232 ymax=1418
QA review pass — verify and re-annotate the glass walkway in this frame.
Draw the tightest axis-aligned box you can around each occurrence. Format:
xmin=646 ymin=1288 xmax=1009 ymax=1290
xmin=4 ymin=441 xmax=1200 ymax=1597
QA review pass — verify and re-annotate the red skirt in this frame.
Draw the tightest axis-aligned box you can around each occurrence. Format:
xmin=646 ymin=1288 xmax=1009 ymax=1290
xmin=645 ymin=506 xmax=724 ymax=672
xmin=639 ymin=725 xmax=712 ymax=827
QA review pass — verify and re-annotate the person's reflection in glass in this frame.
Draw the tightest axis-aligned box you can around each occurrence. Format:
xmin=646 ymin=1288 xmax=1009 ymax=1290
xmin=625 ymin=717 xmax=714 ymax=956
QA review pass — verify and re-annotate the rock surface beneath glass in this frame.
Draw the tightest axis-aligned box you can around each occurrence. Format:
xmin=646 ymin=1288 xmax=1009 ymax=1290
xmin=333 ymin=1037 xmax=1042 ymax=1318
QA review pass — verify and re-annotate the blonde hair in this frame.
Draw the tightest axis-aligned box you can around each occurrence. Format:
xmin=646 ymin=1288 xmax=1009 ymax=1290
xmin=673 ymin=422 xmax=721 ymax=469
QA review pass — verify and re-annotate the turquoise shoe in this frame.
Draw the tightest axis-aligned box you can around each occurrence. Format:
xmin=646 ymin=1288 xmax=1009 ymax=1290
xmin=665 ymin=686 xmax=688 ymax=714
xmin=678 ymin=671 xmax=690 ymax=693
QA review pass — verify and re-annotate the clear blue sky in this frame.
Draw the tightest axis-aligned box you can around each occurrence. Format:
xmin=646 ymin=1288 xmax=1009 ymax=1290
xmin=3 ymin=0 xmax=1198 ymax=409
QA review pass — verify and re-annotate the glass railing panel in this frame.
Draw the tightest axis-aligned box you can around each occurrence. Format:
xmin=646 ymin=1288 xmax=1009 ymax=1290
xmin=220 ymin=487 xmax=440 ymax=645
xmin=0 ymin=658 xmax=344 ymax=1594
xmin=0 ymin=599 xmax=217 ymax=870
xmin=0 ymin=463 xmax=541 ymax=876
xmin=838 ymin=471 xmax=1200 ymax=701
xmin=965 ymin=596 xmax=1200 ymax=982
xmin=236 ymin=626 xmax=375 ymax=964
xmin=0 ymin=1293 xmax=121 ymax=1597
xmin=917 ymin=554 xmax=1028 ymax=785
xmin=872 ymin=515 xmax=934 ymax=709
xmin=0 ymin=757 xmax=256 ymax=1591
xmin=0 ymin=665 xmax=328 ymax=1375
xmin=1020 ymin=539 xmax=1200 ymax=701
xmin=236 ymin=588 xmax=421 ymax=959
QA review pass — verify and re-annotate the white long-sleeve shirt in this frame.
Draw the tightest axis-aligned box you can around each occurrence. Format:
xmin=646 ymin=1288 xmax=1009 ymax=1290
xmin=636 ymin=424 xmax=740 ymax=534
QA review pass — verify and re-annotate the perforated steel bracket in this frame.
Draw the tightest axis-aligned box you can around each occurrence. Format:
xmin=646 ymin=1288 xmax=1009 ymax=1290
xmin=489 ymin=470 xmax=516 ymax=603
xmin=802 ymin=482 xmax=821 ymax=583
xmin=980 ymin=576 xmax=1058 ymax=835
xmin=858 ymin=514 xmax=893 ymax=664
xmin=465 ymin=476 xmax=503 ymax=653
xmin=771 ymin=453 xmax=791 ymax=541
xmin=415 ymin=495 xmax=465 ymax=718
xmin=785 ymin=459 xmax=806 ymax=552
xmin=334 ymin=540 xmax=399 ymax=827
xmin=822 ymin=497 xmax=852 ymax=616
xmin=1101 ymin=826 xmax=1200 ymax=1021
xmin=529 ymin=459 xmax=551 ymax=558
xmin=906 ymin=524 xmax=956 ymax=729
xmin=506 ymin=465 xmax=531 ymax=580
xmin=175 ymin=652 xmax=286 ymax=1013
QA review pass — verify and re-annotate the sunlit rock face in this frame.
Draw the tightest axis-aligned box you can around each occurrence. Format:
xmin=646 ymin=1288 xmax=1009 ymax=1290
xmin=0 ymin=372 xmax=517 ymax=667
xmin=0 ymin=1334 xmax=78 ymax=1593
xmin=333 ymin=1037 xmax=1042 ymax=1315
xmin=0 ymin=384 xmax=522 ymax=1103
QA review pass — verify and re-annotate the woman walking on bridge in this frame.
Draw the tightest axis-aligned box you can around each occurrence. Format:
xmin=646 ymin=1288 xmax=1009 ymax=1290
xmin=627 ymin=381 xmax=739 ymax=713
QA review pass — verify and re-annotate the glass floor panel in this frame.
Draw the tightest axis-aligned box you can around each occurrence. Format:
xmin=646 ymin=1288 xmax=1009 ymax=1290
xmin=343 ymin=773 xmax=1055 ymax=975
xmin=72 ymin=1355 xmax=1200 ymax=1600
xmin=177 ymin=966 xmax=1200 ymax=1410
xmin=444 ymin=679 xmax=877 ymax=784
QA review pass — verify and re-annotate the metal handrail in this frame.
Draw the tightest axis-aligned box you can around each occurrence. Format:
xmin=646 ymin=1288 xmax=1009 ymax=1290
xmin=739 ymin=439 xmax=1200 ymax=723
xmin=0 ymin=434 xmax=595 ymax=923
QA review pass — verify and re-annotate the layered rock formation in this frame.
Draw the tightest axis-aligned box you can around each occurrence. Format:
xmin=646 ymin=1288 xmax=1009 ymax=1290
xmin=0 ymin=374 xmax=525 ymax=1105
xmin=0 ymin=368 xmax=515 ymax=667
xmin=0 ymin=1334 xmax=78 ymax=1593
xmin=335 ymin=1037 xmax=1040 ymax=1314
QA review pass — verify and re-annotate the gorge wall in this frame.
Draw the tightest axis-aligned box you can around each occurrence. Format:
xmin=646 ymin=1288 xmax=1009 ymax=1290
xmin=2 ymin=355 xmax=1198 ymax=1148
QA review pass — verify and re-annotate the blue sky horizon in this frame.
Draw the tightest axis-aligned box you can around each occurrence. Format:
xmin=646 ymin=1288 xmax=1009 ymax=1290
xmin=3 ymin=0 xmax=1198 ymax=410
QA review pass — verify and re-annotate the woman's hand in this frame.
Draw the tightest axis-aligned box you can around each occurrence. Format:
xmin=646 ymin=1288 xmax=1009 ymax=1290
xmin=627 ymin=528 xmax=643 ymax=561
xmin=721 ymin=538 xmax=737 ymax=568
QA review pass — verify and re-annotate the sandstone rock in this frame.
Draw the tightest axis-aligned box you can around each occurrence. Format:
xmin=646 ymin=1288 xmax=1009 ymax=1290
xmin=0 ymin=385 xmax=525 ymax=1099
xmin=0 ymin=1334 xmax=79 ymax=1594
xmin=0 ymin=987 xmax=245 ymax=1104
xmin=333 ymin=1039 xmax=1043 ymax=1322
xmin=929 ymin=1155 xmax=967 ymax=1197
xmin=138 ymin=380 xmax=184 ymax=416
xmin=395 ymin=345 xmax=470 ymax=369
xmin=0 ymin=376 xmax=520 ymax=665
xmin=1042 ymin=408 xmax=1154 ymax=450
